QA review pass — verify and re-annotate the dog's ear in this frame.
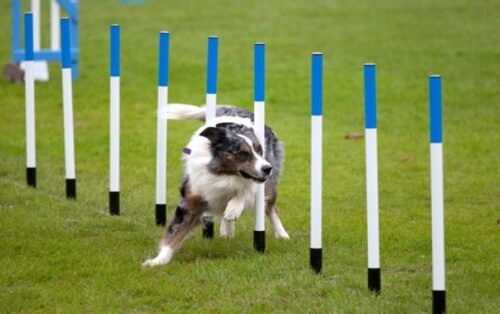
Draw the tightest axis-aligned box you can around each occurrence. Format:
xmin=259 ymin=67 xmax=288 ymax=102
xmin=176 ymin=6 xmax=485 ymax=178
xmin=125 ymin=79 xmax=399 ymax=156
xmin=200 ymin=127 xmax=225 ymax=143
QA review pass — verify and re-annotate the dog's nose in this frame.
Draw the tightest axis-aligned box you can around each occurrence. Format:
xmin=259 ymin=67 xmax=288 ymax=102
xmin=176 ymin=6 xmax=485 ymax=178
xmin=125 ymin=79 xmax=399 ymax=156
xmin=261 ymin=165 xmax=272 ymax=175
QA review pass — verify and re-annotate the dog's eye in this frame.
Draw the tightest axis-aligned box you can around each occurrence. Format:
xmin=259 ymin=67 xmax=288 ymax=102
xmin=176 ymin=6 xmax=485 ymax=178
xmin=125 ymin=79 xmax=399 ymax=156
xmin=236 ymin=151 xmax=251 ymax=162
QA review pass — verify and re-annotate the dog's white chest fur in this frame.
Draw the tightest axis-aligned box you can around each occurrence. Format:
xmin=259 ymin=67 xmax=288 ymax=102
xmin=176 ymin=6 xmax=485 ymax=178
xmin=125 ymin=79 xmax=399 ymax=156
xmin=184 ymin=117 xmax=259 ymax=213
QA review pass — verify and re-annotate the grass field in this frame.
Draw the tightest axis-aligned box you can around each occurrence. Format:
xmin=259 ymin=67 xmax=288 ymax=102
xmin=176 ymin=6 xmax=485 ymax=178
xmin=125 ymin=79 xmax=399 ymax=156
xmin=1 ymin=0 xmax=499 ymax=312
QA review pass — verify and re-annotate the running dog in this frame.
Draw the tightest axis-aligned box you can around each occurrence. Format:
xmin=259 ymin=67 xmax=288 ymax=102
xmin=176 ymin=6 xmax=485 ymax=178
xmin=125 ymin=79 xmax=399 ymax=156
xmin=143 ymin=104 xmax=289 ymax=266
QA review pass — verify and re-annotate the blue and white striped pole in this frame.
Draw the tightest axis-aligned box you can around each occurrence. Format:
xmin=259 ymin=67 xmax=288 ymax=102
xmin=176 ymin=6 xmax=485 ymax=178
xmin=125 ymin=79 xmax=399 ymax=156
xmin=206 ymin=36 xmax=218 ymax=122
xmin=202 ymin=36 xmax=218 ymax=238
xmin=202 ymin=36 xmax=219 ymax=239
xmin=430 ymin=75 xmax=445 ymax=314
xmin=61 ymin=18 xmax=76 ymax=199
xmin=24 ymin=12 xmax=36 ymax=187
xmin=109 ymin=24 xmax=120 ymax=215
xmin=254 ymin=43 xmax=265 ymax=252
xmin=364 ymin=63 xmax=380 ymax=292
xmin=155 ymin=31 xmax=169 ymax=226
xmin=310 ymin=52 xmax=323 ymax=273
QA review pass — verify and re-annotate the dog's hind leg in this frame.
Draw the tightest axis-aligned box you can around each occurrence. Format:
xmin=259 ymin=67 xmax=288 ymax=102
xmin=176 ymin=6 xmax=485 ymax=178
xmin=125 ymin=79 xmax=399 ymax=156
xmin=266 ymin=205 xmax=290 ymax=239
xmin=143 ymin=197 xmax=206 ymax=267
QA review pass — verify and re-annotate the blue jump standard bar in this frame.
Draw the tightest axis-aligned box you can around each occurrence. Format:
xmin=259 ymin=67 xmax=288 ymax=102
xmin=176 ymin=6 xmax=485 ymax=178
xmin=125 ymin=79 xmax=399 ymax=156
xmin=253 ymin=43 xmax=265 ymax=253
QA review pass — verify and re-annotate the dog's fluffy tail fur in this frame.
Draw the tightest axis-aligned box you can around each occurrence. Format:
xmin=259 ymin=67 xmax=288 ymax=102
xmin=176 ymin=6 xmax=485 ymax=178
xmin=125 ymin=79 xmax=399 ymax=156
xmin=163 ymin=104 xmax=206 ymax=121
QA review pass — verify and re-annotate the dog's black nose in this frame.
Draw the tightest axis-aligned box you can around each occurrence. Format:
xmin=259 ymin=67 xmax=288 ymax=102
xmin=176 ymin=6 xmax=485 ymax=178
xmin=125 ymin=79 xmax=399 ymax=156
xmin=261 ymin=165 xmax=272 ymax=175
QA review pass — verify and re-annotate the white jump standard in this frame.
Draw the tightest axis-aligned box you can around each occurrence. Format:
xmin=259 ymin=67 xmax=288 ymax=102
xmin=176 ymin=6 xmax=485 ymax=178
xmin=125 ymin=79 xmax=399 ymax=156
xmin=253 ymin=43 xmax=266 ymax=252
xmin=109 ymin=24 xmax=120 ymax=215
xmin=310 ymin=52 xmax=323 ymax=273
xmin=429 ymin=75 xmax=446 ymax=314
xmin=364 ymin=63 xmax=380 ymax=292
xmin=155 ymin=31 xmax=169 ymax=226
xmin=202 ymin=36 xmax=218 ymax=238
xmin=24 ymin=12 xmax=37 ymax=187
xmin=60 ymin=17 xmax=76 ymax=199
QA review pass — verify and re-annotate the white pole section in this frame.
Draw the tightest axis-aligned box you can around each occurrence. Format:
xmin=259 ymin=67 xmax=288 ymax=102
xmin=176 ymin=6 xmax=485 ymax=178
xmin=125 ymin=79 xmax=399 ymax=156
xmin=202 ymin=36 xmax=218 ymax=238
xmin=310 ymin=52 xmax=323 ymax=273
xmin=156 ymin=31 xmax=169 ymax=226
xmin=24 ymin=12 xmax=36 ymax=187
xmin=61 ymin=18 xmax=76 ymax=199
xmin=253 ymin=43 xmax=265 ymax=252
xmin=430 ymin=75 xmax=446 ymax=314
xmin=30 ymin=0 xmax=49 ymax=81
xmin=364 ymin=63 xmax=381 ymax=293
xmin=109 ymin=24 xmax=120 ymax=215
xmin=51 ymin=0 xmax=60 ymax=50
xmin=31 ymin=0 xmax=41 ymax=51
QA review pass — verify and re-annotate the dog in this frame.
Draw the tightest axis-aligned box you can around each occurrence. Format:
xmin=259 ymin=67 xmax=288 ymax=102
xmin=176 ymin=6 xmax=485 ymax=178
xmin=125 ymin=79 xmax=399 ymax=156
xmin=142 ymin=104 xmax=289 ymax=266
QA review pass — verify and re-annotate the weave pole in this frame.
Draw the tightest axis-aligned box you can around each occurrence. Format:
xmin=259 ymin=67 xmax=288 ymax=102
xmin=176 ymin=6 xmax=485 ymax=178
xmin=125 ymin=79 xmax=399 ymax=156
xmin=253 ymin=43 xmax=266 ymax=253
xmin=24 ymin=12 xmax=36 ymax=187
xmin=155 ymin=31 xmax=169 ymax=226
xmin=109 ymin=24 xmax=120 ymax=215
xmin=364 ymin=63 xmax=380 ymax=292
xmin=310 ymin=52 xmax=323 ymax=273
xmin=429 ymin=75 xmax=446 ymax=314
xmin=61 ymin=18 xmax=76 ymax=199
xmin=202 ymin=36 xmax=218 ymax=238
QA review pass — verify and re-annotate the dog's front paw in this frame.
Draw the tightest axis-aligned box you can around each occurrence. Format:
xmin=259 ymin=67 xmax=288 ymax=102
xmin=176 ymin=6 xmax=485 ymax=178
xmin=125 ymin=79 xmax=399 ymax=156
xmin=275 ymin=230 xmax=290 ymax=239
xmin=142 ymin=246 xmax=173 ymax=267
xmin=223 ymin=210 xmax=239 ymax=222
xmin=220 ymin=218 xmax=235 ymax=238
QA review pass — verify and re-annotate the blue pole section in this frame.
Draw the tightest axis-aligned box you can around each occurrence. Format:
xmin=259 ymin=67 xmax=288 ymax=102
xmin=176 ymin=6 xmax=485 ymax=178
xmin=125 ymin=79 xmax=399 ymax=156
xmin=311 ymin=53 xmax=322 ymax=116
xmin=364 ymin=64 xmax=376 ymax=129
xmin=61 ymin=18 xmax=71 ymax=69
xmin=110 ymin=25 xmax=120 ymax=77
xmin=25 ymin=13 xmax=34 ymax=61
xmin=310 ymin=52 xmax=323 ymax=274
xmin=70 ymin=0 xmax=79 ymax=79
xmin=253 ymin=43 xmax=265 ymax=252
xmin=155 ymin=31 xmax=169 ymax=226
xmin=430 ymin=76 xmax=442 ymax=144
xmin=254 ymin=43 xmax=265 ymax=102
xmin=158 ymin=32 xmax=169 ymax=87
xmin=429 ymin=75 xmax=445 ymax=314
xmin=12 ymin=0 xmax=21 ymax=59
xmin=206 ymin=36 xmax=218 ymax=95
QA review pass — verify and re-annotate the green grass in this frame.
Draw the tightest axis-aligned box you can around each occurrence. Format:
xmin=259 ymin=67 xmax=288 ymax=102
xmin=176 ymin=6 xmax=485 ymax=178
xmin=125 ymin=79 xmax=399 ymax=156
xmin=1 ymin=0 xmax=499 ymax=312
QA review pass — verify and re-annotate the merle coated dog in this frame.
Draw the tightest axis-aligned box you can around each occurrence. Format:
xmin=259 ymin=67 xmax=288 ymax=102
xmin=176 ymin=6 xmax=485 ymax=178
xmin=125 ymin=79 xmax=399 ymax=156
xmin=143 ymin=104 xmax=289 ymax=266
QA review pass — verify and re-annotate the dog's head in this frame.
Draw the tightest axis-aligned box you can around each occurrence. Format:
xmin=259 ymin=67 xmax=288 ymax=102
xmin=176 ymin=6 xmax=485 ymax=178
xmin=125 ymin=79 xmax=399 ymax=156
xmin=200 ymin=123 xmax=272 ymax=183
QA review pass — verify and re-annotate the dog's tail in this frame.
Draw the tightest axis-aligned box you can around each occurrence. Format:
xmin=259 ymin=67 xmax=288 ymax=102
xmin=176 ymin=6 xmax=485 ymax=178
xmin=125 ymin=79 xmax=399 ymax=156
xmin=161 ymin=104 xmax=206 ymax=121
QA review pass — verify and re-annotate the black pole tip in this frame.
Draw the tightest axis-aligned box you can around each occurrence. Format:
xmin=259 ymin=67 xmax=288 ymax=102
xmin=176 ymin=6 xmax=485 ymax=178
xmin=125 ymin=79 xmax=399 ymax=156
xmin=253 ymin=230 xmax=265 ymax=253
xmin=202 ymin=216 xmax=214 ymax=238
xmin=310 ymin=248 xmax=322 ymax=274
xmin=27 ymin=167 xmax=36 ymax=187
xmin=66 ymin=179 xmax=76 ymax=199
xmin=109 ymin=191 xmax=120 ymax=216
xmin=368 ymin=268 xmax=381 ymax=294
xmin=433 ymin=290 xmax=446 ymax=314
xmin=155 ymin=204 xmax=166 ymax=226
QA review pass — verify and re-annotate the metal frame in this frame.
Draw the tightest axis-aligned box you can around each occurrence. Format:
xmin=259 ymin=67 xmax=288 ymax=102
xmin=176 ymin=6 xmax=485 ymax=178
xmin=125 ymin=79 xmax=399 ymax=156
xmin=11 ymin=0 xmax=79 ymax=79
